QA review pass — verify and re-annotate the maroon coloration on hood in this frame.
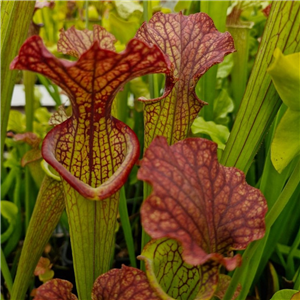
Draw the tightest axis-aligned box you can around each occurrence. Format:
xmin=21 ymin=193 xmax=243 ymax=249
xmin=136 ymin=12 xmax=235 ymax=147
xmin=138 ymin=136 xmax=267 ymax=270
xmin=33 ymin=279 xmax=77 ymax=300
xmin=11 ymin=33 xmax=171 ymax=200
xmin=92 ymin=265 xmax=160 ymax=300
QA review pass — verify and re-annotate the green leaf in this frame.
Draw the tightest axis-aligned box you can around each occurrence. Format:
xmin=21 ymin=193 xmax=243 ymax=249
xmin=271 ymin=109 xmax=300 ymax=173
xmin=1 ymin=201 xmax=18 ymax=223
xmin=191 ymin=117 xmax=230 ymax=150
xmin=270 ymin=289 xmax=299 ymax=300
xmin=33 ymin=107 xmax=52 ymax=138
xmin=267 ymin=49 xmax=300 ymax=173
xmin=114 ymin=0 xmax=143 ymax=20
xmin=1 ymin=201 xmax=18 ymax=243
xmin=267 ymin=49 xmax=300 ymax=110
xmin=108 ymin=12 xmax=141 ymax=44
xmin=217 ymin=55 xmax=234 ymax=79
xmin=213 ymin=89 xmax=234 ymax=125
xmin=7 ymin=110 xmax=26 ymax=133
xmin=174 ymin=1 xmax=192 ymax=12
xmin=129 ymin=77 xmax=150 ymax=100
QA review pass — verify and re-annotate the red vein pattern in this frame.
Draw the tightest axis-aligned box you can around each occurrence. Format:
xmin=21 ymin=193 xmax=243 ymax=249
xmin=58 ymin=25 xmax=116 ymax=58
xmin=11 ymin=35 xmax=171 ymax=200
xmin=135 ymin=12 xmax=235 ymax=147
xmin=139 ymin=238 xmax=219 ymax=300
xmin=92 ymin=265 xmax=160 ymax=300
xmin=33 ymin=279 xmax=77 ymax=300
xmin=138 ymin=137 xmax=267 ymax=270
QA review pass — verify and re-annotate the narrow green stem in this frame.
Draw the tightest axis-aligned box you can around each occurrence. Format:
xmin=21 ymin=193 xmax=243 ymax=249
xmin=187 ymin=0 xmax=200 ymax=15
xmin=198 ymin=1 xmax=229 ymax=121
xmin=224 ymin=237 xmax=263 ymax=300
xmin=24 ymin=167 xmax=33 ymax=231
xmin=119 ymin=187 xmax=137 ymax=268
xmin=41 ymin=8 xmax=51 ymax=42
xmin=265 ymin=160 xmax=300 ymax=229
xmin=294 ymin=267 xmax=300 ymax=290
xmin=65 ymin=186 xmax=119 ymax=300
xmin=37 ymin=74 xmax=61 ymax=108
xmin=113 ymin=84 xmax=129 ymax=124
xmin=143 ymin=1 xmax=150 ymax=29
xmin=141 ymin=0 xmax=155 ymax=268
xmin=85 ymin=0 xmax=89 ymax=29
xmin=277 ymin=244 xmax=300 ymax=259
xmin=143 ymin=1 xmax=159 ymax=100
xmin=199 ymin=67 xmax=217 ymax=121
xmin=237 ymin=232 xmax=269 ymax=300
xmin=227 ymin=23 xmax=252 ymax=117
xmin=275 ymin=245 xmax=287 ymax=269
xmin=24 ymin=70 xmax=36 ymax=231
xmin=141 ymin=182 xmax=152 ymax=271
xmin=4 ymin=172 xmax=22 ymax=256
xmin=1 ymin=168 xmax=18 ymax=199
xmin=286 ymin=225 xmax=300 ymax=279
xmin=24 ymin=71 xmax=35 ymax=132
xmin=1 ymin=247 xmax=13 ymax=295
xmin=11 ymin=177 xmax=65 ymax=300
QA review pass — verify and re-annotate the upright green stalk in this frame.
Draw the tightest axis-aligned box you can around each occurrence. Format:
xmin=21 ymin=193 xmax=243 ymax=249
xmin=142 ymin=0 xmax=160 ymax=102
xmin=85 ymin=0 xmax=89 ymax=29
xmin=24 ymin=71 xmax=35 ymax=133
xmin=1 ymin=247 xmax=13 ymax=295
xmin=236 ymin=232 xmax=269 ymax=300
xmin=286 ymin=229 xmax=300 ymax=279
xmin=24 ymin=71 xmax=36 ymax=230
xmin=11 ymin=175 xmax=65 ymax=300
xmin=198 ymin=1 xmax=229 ymax=121
xmin=221 ymin=1 xmax=300 ymax=173
xmin=226 ymin=3 xmax=253 ymax=117
xmin=119 ymin=187 xmax=137 ymax=268
xmin=113 ymin=84 xmax=129 ymax=125
xmin=1 ymin=1 xmax=35 ymax=168
xmin=65 ymin=189 xmax=119 ymax=299
xmin=142 ymin=0 xmax=157 ymax=251
xmin=3 ymin=171 xmax=22 ymax=256
xmin=294 ymin=268 xmax=300 ymax=290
